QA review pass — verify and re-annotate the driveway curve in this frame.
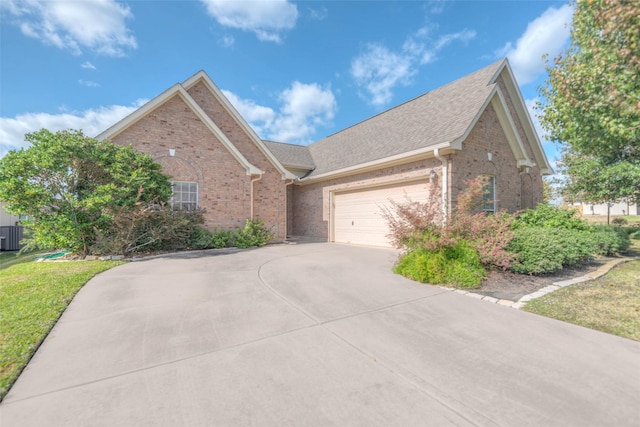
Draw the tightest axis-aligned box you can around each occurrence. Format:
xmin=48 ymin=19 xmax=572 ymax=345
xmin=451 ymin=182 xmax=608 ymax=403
xmin=1 ymin=243 xmax=639 ymax=426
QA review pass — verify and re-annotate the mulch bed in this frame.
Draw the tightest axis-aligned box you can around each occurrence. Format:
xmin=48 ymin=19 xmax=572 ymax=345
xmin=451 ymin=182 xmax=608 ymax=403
xmin=474 ymin=258 xmax=611 ymax=302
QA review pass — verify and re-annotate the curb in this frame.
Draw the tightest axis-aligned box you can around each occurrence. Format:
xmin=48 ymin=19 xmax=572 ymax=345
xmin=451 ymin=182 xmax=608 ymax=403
xmin=450 ymin=257 xmax=637 ymax=310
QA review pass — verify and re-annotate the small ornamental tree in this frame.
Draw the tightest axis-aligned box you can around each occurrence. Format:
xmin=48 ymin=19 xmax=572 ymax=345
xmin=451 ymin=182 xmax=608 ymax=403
xmin=382 ymin=177 xmax=517 ymax=270
xmin=0 ymin=129 xmax=172 ymax=255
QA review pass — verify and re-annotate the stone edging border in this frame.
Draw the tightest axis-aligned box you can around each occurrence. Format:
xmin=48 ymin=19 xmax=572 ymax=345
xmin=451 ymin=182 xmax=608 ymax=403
xmin=440 ymin=257 xmax=638 ymax=310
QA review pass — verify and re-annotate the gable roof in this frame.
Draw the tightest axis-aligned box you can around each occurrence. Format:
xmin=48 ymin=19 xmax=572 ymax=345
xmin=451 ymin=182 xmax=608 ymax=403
xmin=262 ymin=140 xmax=315 ymax=170
xmin=306 ymin=60 xmax=503 ymax=178
xmin=97 ymin=71 xmax=299 ymax=179
xmin=181 ymin=71 xmax=296 ymax=180
xmin=269 ymin=59 xmax=552 ymax=182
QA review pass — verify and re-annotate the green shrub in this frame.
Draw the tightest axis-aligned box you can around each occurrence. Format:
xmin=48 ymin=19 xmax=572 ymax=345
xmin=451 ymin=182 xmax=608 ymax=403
xmin=514 ymin=204 xmax=588 ymax=230
xmin=587 ymin=225 xmax=630 ymax=255
xmin=211 ymin=229 xmax=235 ymax=248
xmin=611 ymin=217 xmax=628 ymax=226
xmin=394 ymin=241 xmax=486 ymax=289
xmin=630 ymin=230 xmax=640 ymax=240
xmin=383 ymin=177 xmax=516 ymax=270
xmin=188 ymin=227 xmax=214 ymax=250
xmin=508 ymin=227 xmax=593 ymax=274
xmin=234 ymin=219 xmax=275 ymax=248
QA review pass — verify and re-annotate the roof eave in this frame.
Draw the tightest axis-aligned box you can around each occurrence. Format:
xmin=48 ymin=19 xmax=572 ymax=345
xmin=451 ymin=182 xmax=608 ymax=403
xmin=494 ymin=60 xmax=554 ymax=174
xmin=297 ymin=143 xmax=453 ymax=185
xmin=182 ymin=71 xmax=297 ymax=181
xmin=97 ymin=82 xmax=263 ymax=177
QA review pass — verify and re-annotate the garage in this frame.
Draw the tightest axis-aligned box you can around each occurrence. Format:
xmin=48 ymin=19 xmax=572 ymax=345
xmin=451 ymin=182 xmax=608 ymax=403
xmin=333 ymin=180 xmax=429 ymax=247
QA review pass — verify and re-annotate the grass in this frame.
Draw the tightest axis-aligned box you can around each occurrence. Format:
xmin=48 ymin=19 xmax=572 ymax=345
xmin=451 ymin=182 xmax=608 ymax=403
xmin=0 ymin=252 xmax=124 ymax=400
xmin=582 ymin=214 xmax=640 ymax=225
xmin=524 ymin=260 xmax=640 ymax=342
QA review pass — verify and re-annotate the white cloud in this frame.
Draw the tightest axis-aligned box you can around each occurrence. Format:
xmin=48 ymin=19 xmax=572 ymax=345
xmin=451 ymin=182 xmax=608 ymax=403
xmin=81 ymin=61 xmax=96 ymax=70
xmin=0 ymin=100 xmax=146 ymax=158
xmin=78 ymin=79 xmax=100 ymax=87
xmin=352 ymin=27 xmax=476 ymax=106
xmin=200 ymin=0 xmax=298 ymax=43
xmin=351 ymin=44 xmax=416 ymax=107
xmin=308 ymin=6 xmax=328 ymax=21
xmin=222 ymin=90 xmax=276 ymax=137
xmin=2 ymin=0 xmax=136 ymax=56
xmin=497 ymin=4 xmax=572 ymax=85
xmin=223 ymin=82 xmax=336 ymax=144
xmin=219 ymin=34 xmax=235 ymax=48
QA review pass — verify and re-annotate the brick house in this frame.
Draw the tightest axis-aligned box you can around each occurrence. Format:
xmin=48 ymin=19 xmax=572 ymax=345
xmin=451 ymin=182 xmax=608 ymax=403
xmin=98 ymin=59 xmax=552 ymax=247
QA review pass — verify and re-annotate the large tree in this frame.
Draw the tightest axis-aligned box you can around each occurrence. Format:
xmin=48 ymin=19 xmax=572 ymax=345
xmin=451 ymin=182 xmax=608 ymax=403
xmin=557 ymin=147 xmax=640 ymax=222
xmin=0 ymin=129 xmax=172 ymax=254
xmin=539 ymin=0 xmax=640 ymax=165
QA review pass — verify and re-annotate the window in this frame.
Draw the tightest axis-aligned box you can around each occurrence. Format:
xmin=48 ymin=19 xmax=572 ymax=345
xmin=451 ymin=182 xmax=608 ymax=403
xmin=170 ymin=181 xmax=198 ymax=211
xmin=483 ymin=176 xmax=495 ymax=213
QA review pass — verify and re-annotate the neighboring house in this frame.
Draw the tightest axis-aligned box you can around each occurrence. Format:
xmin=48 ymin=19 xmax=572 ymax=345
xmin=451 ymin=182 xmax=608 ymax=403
xmin=578 ymin=201 xmax=639 ymax=216
xmin=0 ymin=201 xmax=24 ymax=251
xmin=98 ymin=59 xmax=552 ymax=247
xmin=0 ymin=201 xmax=20 ymax=227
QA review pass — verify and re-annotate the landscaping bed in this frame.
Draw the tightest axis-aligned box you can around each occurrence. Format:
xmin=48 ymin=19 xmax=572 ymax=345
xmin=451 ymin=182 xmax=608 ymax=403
xmin=476 ymin=258 xmax=609 ymax=301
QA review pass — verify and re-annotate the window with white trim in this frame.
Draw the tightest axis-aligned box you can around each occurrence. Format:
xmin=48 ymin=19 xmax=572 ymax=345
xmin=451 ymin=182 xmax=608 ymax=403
xmin=170 ymin=181 xmax=198 ymax=211
xmin=482 ymin=176 xmax=496 ymax=213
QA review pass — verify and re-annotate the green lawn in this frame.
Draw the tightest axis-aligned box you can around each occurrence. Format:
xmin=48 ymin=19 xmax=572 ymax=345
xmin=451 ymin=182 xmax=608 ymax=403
xmin=0 ymin=252 xmax=124 ymax=400
xmin=524 ymin=259 xmax=640 ymax=342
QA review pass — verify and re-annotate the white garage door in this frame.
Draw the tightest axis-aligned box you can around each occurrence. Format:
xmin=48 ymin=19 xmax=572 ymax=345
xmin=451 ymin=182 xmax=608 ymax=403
xmin=333 ymin=180 xmax=429 ymax=247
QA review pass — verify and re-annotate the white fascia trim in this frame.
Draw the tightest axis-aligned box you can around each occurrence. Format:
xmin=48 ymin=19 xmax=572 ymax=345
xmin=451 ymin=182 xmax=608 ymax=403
xmin=449 ymin=86 xmax=497 ymax=150
xmin=494 ymin=61 xmax=554 ymax=175
xmin=298 ymin=143 xmax=451 ymax=185
xmin=176 ymin=86 xmax=263 ymax=176
xmin=96 ymin=82 xmax=262 ymax=176
xmin=493 ymin=88 xmax=534 ymax=167
xmin=182 ymin=71 xmax=296 ymax=180
xmin=96 ymin=83 xmax=183 ymax=141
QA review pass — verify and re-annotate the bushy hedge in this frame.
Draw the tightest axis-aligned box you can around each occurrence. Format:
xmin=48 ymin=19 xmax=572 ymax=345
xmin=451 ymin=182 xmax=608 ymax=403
xmin=588 ymin=225 xmax=630 ymax=255
xmin=514 ymin=204 xmax=589 ymax=230
xmin=508 ymin=225 xmax=630 ymax=274
xmin=394 ymin=241 xmax=486 ymax=289
xmin=186 ymin=219 xmax=274 ymax=251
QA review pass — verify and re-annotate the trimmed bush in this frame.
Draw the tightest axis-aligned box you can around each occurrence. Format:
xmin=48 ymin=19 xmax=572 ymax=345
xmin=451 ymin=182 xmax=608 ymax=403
xmin=211 ymin=229 xmax=235 ymax=248
xmin=189 ymin=227 xmax=214 ymax=250
xmin=514 ymin=204 xmax=589 ymax=230
xmin=508 ymin=227 xmax=593 ymax=274
xmin=611 ymin=217 xmax=628 ymax=226
xmin=394 ymin=241 xmax=486 ymax=289
xmin=234 ymin=219 xmax=275 ymax=248
xmin=587 ymin=225 xmax=630 ymax=255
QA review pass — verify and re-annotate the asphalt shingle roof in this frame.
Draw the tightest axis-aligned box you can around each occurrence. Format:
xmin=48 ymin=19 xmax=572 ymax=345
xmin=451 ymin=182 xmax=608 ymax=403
xmin=264 ymin=60 xmax=504 ymax=178
xmin=262 ymin=140 xmax=315 ymax=169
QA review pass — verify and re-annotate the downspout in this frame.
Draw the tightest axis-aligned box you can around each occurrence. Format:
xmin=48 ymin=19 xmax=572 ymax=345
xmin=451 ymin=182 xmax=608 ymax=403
xmin=433 ymin=148 xmax=448 ymax=221
xmin=284 ymin=179 xmax=296 ymax=240
xmin=250 ymin=174 xmax=262 ymax=220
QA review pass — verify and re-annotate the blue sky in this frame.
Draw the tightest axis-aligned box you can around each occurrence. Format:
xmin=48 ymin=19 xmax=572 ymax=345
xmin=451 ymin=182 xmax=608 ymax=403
xmin=1 ymin=0 xmax=573 ymax=168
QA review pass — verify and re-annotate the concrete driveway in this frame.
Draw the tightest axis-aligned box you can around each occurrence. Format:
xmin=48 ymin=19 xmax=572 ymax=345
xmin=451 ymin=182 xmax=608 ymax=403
xmin=1 ymin=243 xmax=639 ymax=426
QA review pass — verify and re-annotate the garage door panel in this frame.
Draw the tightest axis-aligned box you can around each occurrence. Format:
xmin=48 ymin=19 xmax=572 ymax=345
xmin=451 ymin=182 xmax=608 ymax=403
xmin=333 ymin=181 xmax=429 ymax=247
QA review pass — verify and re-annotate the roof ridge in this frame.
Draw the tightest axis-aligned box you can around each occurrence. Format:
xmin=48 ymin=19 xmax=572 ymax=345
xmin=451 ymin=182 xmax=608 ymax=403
xmin=313 ymin=59 xmax=505 ymax=144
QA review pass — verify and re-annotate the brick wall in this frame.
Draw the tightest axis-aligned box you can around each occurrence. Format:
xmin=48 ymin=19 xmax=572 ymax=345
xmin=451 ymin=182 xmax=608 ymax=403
xmin=495 ymin=76 xmax=544 ymax=206
xmin=109 ymin=94 xmax=252 ymax=231
xmin=187 ymin=81 xmax=287 ymax=238
xmin=449 ymin=95 xmax=543 ymax=213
